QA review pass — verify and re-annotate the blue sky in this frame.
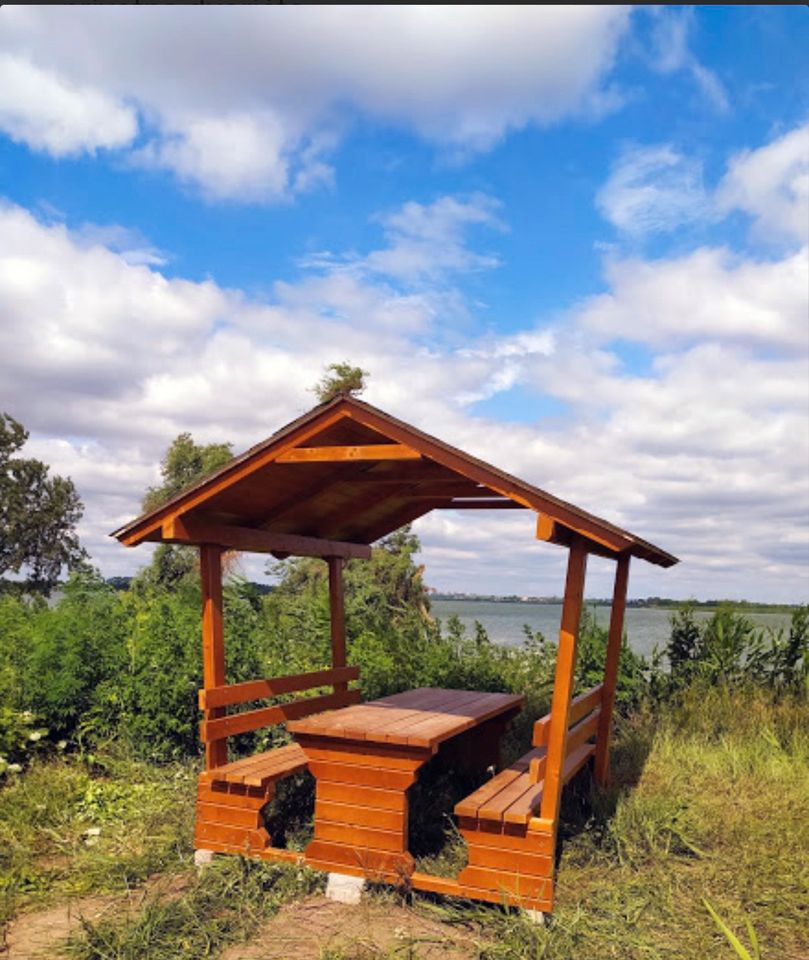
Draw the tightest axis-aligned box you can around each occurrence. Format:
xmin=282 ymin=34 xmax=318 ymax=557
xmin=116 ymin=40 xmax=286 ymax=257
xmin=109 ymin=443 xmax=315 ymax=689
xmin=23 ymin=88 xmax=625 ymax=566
xmin=0 ymin=6 xmax=807 ymax=601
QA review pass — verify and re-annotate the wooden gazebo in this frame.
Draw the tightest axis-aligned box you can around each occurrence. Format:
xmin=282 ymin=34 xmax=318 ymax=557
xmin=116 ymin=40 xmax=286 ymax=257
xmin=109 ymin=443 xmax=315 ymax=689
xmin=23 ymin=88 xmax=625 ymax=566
xmin=113 ymin=395 xmax=676 ymax=914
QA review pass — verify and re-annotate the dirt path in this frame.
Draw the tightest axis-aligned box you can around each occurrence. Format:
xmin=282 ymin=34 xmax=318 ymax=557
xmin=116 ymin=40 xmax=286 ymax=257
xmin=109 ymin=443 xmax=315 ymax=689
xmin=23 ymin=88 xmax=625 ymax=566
xmin=1 ymin=874 xmax=193 ymax=960
xmin=220 ymin=894 xmax=482 ymax=960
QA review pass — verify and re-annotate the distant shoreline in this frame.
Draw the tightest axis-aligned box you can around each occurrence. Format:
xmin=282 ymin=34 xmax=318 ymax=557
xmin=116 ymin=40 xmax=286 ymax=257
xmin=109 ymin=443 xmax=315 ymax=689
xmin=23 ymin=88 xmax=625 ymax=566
xmin=429 ymin=594 xmax=802 ymax=614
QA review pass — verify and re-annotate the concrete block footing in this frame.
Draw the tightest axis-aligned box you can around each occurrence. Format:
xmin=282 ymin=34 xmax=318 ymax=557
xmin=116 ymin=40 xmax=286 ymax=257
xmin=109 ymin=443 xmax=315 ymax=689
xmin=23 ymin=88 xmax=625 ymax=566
xmin=523 ymin=908 xmax=545 ymax=925
xmin=325 ymin=872 xmax=366 ymax=904
xmin=194 ymin=848 xmax=216 ymax=870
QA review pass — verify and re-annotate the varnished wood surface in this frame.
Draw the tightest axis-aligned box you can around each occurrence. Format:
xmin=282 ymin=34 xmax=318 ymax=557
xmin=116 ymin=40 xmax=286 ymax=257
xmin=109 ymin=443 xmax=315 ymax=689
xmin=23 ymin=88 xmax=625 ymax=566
xmin=289 ymin=687 xmax=523 ymax=750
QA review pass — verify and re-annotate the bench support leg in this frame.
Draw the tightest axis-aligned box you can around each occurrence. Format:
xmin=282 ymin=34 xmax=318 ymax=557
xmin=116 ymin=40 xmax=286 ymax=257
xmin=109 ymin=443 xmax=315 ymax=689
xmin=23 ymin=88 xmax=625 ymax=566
xmin=326 ymin=872 xmax=366 ymax=904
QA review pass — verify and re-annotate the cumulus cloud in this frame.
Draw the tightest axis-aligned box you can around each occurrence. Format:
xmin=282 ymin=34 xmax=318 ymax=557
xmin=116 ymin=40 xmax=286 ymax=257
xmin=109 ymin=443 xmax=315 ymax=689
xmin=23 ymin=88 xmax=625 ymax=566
xmin=578 ymin=246 xmax=808 ymax=350
xmin=0 ymin=196 xmax=806 ymax=600
xmin=0 ymin=6 xmax=630 ymax=200
xmin=0 ymin=53 xmax=136 ymax=156
xmin=717 ymin=122 xmax=809 ymax=245
xmin=599 ymin=122 xmax=809 ymax=245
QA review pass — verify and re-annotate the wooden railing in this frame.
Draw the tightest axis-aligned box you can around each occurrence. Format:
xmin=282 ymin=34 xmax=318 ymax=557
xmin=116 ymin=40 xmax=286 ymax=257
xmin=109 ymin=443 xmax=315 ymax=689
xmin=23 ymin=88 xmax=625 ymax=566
xmin=198 ymin=666 xmax=361 ymax=748
xmin=529 ymin=683 xmax=603 ymax=784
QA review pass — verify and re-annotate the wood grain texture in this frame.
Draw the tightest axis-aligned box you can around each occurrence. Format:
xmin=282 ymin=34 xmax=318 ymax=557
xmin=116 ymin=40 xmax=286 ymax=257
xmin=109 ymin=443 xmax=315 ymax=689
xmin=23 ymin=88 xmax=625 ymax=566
xmin=594 ymin=553 xmax=630 ymax=786
xmin=199 ymin=666 xmax=360 ymax=710
xmin=166 ymin=518 xmax=371 ymax=559
xmin=200 ymin=545 xmax=227 ymax=770
xmin=277 ymin=444 xmax=421 ymax=462
xmin=540 ymin=539 xmax=587 ymax=824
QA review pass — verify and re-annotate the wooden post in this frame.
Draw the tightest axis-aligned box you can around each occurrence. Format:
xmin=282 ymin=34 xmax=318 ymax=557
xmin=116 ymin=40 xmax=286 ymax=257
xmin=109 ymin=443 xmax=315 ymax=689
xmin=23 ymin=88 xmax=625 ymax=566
xmin=539 ymin=539 xmax=588 ymax=825
xmin=200 ymin=544 xmax=228 ymax=770
xmin=328 ymin=557 xmax=348 ymax=693
xmin=593 ymin=553 xmax=630 ymax=787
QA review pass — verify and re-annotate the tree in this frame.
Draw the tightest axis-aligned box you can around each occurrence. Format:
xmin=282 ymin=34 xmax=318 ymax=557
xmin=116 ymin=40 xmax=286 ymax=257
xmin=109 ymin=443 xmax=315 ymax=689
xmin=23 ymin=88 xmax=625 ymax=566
xmin=313 ymin=362 xmax=368 ymax=403
xmin=0 ymin=414 xmax=86 ymax=595
xmin=142 ymin=432 xmax=234 ymax=513
xmin=135 ymin=432 xmax=234 ymax=589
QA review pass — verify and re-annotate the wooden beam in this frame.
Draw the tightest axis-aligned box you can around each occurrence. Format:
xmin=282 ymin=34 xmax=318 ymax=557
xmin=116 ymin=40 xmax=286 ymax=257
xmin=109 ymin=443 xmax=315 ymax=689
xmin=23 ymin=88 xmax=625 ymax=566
xmin=116 ymin=409 xmax=350 ymax=546
xmin=537 ymin=514 xmax=620 ymax=560
xmin=343 ymin=404 xmax=635 ymax=555
xmin=162 ymin=517 xmax=371 ymax=559
xmin=255 ymin=463 xmax=378 ymax=528
xmin=593 ymin=553 xmax=630 ymax=787
xmin=200 ymin=545 xmax=227 ymax=770
xmin=540 ymin=538 xmax=588 ymax=826
xmin=444 ymin=498 xmax=524 ymax=509
xmin=328 ymin=558 xmax=348 ymax=693
xmin=277 ymin=444 xmax=421 ymax=463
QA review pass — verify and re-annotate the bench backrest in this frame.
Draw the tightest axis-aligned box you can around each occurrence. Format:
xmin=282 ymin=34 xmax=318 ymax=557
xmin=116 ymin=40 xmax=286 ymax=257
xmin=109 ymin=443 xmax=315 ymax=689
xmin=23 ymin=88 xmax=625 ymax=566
xmin=529 ymin=683 xmax=603 ymax=783
xmin=198 ymin=665 xmax=361 ymax=748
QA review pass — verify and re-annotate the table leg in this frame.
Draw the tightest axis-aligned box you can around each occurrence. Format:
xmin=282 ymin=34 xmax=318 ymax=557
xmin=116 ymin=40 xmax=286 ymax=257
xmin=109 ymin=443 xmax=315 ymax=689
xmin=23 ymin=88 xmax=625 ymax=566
xmin=297 ymin=736 xmax=428 ymax=884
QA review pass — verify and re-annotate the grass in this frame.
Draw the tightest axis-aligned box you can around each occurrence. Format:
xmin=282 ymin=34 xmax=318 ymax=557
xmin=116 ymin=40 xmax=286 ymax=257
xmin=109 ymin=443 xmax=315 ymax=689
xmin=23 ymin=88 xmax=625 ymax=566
xmin=0 ymin=744 xmax=196 ymax=924
xmin=64 ymin=858 xmax=322 ymax=960
xmin=2 ymin=686 xmax=807 ymax=959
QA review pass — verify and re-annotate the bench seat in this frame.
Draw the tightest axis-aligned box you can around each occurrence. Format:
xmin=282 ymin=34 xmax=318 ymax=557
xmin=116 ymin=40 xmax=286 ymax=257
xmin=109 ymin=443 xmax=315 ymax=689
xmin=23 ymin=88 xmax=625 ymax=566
xmin=455 ymin=742 xmax=594 ymax=826
xmin=200 ymin=742 xmax=308 ymax=789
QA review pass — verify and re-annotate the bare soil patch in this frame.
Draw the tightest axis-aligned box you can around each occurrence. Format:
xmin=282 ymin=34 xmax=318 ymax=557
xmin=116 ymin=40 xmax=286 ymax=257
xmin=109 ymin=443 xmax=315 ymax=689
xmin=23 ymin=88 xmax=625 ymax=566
xmin=220 ymin=894 xmax=482 ymax=960
xmin=1 ymin=873 xmax=193 ymax=960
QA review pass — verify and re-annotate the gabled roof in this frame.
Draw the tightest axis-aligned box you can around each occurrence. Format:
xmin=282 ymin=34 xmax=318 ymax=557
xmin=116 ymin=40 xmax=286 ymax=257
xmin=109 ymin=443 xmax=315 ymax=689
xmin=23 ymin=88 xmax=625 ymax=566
xmin=112 ymin=395 xmax=677 ymax=568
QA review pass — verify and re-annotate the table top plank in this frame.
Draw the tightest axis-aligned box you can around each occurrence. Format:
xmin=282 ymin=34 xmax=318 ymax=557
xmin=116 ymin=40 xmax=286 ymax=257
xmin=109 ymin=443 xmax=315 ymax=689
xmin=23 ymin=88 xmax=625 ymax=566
xmin=289 ymin=688 xmax=524 ymax=751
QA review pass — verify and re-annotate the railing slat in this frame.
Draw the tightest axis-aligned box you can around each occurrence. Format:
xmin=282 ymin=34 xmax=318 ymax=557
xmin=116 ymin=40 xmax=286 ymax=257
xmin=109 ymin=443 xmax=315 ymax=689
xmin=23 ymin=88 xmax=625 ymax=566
xmin=199 ymin=666 xmax=360 ymax=710
xmin=200 ymin=688 xmax=361 ymax=742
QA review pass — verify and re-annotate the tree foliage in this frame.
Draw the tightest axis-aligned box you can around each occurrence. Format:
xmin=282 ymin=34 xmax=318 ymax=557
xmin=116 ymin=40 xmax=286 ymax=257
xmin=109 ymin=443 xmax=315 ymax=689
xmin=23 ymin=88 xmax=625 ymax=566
xmin=0 ymin=413 xmax=86 ymax=594
xmin=142 ymin=432 xmax=234 ymax=513
xmin=137 ymin=432 xmax=234 ymax=590
xmin=313 ymin=362 xmax=368 ymax=403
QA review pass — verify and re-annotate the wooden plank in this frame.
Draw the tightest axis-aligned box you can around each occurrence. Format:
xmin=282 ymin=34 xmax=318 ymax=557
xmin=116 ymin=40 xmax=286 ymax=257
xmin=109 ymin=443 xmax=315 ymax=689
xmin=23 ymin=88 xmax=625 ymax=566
xmin=200 ymin=545 xmax=227 ymax=770
xmin=314 ymin=820 xmax=405 ymax=853
xmin=201 ymin=745 xmax=309 ymax=787
xmin=565 ymin=708 xmax=601 ymax=757
xmin=540 ymin=539 xmax=587 ymax=824
xmin=328 ymin=558 xmax=347 ymax=692
xmin=594 ymin=554 xmax=630 ymax=786
xmin=458 ymin=822 xmax=553 ymax=856
xmin=194 ymin=821 xmax=268 ymax=849
xmin=458 ymin=866 xmax=553 ymax=902
xmin=118 ymin=409 xmax=349 ymax=545
xmin=466 ymin=844 xmax=553 ymax=875
xmin=165 ymin=518 xmax=371 ymax=560
xmin=410 ymin=873 xmax=552 ymax=912
xmin=196 ymin=783 xmax=267 ymax=809
xmin=478 ymin=773 xmax=544 ymax=824
xmin=276 ymin=444 xmax=421 ymax=463
xmin=197 ymin=802 xmax=263 ymax=829
xmin=455 ymin=767 xmax=526 ymax=819
xmin=307 ymin=761 xmax=415 ymax=791
xmin=562 ymin=742 xmax=595 ymax=786
xmin=569 ymin=684 xmax=603 ymax=727
xmin=503 ymin=780 xmax=544 ymax=825
xmin=295 ymin=740 xmax=425 ymax=770
xmin=315 ymin=800 xmax=405 ymax=832
xmin=532 ymin=685 xmax=602 ymax=748
xmin=200 ymin=688 xmax=361 ymax=742
xmin=304 ymin=840 xmax=413 ymax=879
xmin=317 ymin=782 xmax=406 ymax=811
xmin=199 ymin=666 xmax=360 ymax=710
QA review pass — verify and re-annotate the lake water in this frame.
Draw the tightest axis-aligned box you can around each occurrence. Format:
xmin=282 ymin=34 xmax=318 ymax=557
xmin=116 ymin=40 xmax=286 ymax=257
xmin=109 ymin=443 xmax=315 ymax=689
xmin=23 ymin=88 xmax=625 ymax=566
xmin=430 ymin=599 xmax=793 ymax=659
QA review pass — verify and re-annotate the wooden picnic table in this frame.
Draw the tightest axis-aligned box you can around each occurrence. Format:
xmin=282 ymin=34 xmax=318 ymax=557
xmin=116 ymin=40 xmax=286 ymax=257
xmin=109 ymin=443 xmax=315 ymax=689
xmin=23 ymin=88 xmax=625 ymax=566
xmin=288 ymin=687 xmax=524 ymax=881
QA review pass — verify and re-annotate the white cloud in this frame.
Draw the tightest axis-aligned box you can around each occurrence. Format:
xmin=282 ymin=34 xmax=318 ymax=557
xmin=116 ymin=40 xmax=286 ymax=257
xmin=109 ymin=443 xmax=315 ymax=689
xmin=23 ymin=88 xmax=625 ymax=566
xmin=0 ymin=197 xmax=806 ymax=601
xmin=717 ymin=122 xmax=809 ymax=245
xmin=578 ymin=246 xmax=808 ymax=350
xmin=597 ymin=144 xmax=711 ymax=235
xmin=599 ymin=122 xmax=809 ymax=245
xmin=646 ymin=8 xmax=728 ymax=112
xmin=0 ymin=6 xmax=630 ymax=200
xmin=0 ymin=53 xmax=136 ymax=156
